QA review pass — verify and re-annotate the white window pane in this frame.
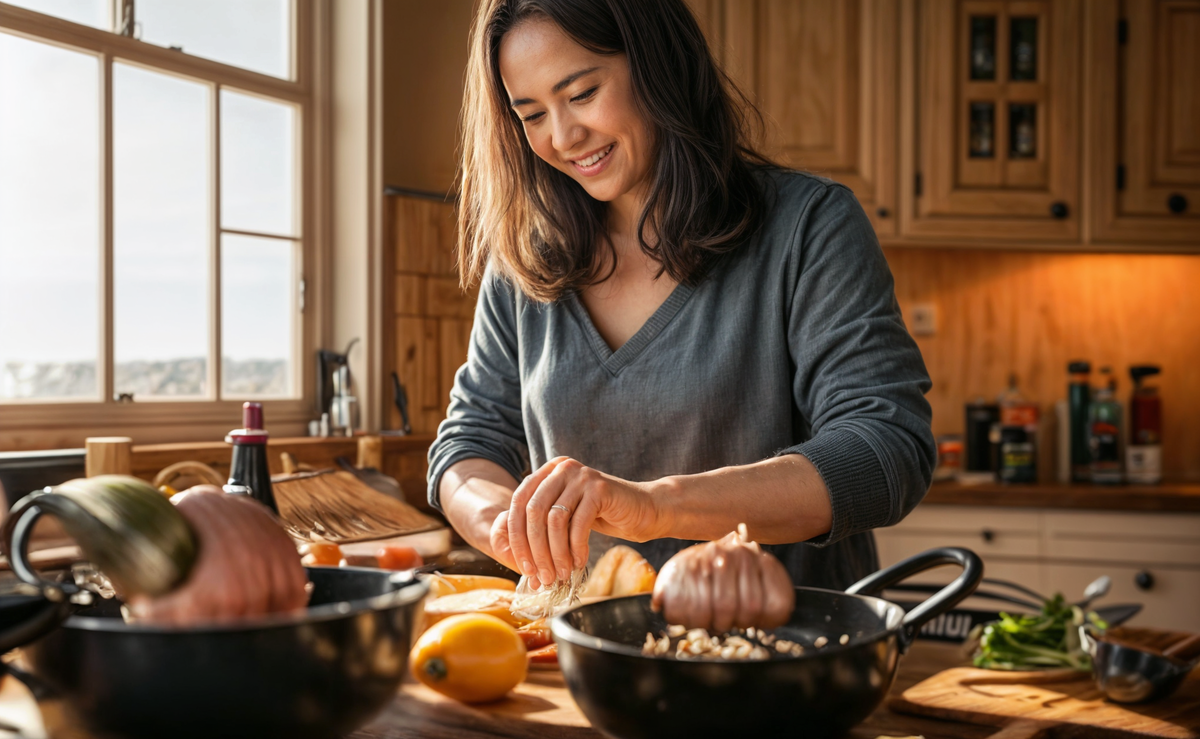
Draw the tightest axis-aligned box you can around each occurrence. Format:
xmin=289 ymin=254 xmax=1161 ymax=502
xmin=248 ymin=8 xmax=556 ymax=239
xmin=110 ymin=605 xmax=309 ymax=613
xmin=221 ymin=234 xmax=294 ymax=398
xmin=137 ymin=0 xmax=291 ymax=80
xmin=4 ymin=0 xmax=108 ymax=29
xmin=0 ymin=33 xmax=100 ymax=400
xmin=221 ymin=90 xmax=296 ymax=236
xmin=113 ymin=63 xmax=210 ymax=399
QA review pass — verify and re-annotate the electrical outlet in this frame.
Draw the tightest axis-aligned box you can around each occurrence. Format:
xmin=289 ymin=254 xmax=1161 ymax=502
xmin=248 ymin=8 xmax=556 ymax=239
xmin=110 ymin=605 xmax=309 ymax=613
xmin=909 ymin=303 xmax=937 ymax=336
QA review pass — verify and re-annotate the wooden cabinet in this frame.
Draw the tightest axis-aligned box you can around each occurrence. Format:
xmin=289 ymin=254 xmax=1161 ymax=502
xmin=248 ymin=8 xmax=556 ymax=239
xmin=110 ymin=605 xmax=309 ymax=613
xmin=1088 ymin=0 xmax=1200 ymax=244
xmin=692 ymin=0 xmax=900 ymax=236
xmin=875 ymin=505 xmax=1200 ymax=631
xmin=902 ymin=0 xmax=1082 ymax=241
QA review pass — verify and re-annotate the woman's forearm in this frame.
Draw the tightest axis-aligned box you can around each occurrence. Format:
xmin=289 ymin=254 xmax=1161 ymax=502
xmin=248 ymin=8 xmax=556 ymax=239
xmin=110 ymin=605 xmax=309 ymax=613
xmin=652 ymin=454 xmax=832 ymax=545
xmin=439 ymin=458 xmax=520 ymax=564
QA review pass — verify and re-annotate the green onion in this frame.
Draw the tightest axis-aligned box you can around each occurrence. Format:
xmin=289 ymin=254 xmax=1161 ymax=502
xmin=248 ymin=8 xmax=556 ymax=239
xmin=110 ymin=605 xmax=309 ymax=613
xmin=970 ymin=593 xmax=1098 ymax=671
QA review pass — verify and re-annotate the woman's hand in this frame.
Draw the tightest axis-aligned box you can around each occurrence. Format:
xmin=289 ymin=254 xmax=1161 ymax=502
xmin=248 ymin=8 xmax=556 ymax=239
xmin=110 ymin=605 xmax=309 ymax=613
xmin=126 ymin=487 xmax=309 ymax=626
xmin=507 ymin=457 xmax=665 ymax=589
xmin=650 ymin=526 xmax=794 ymax=632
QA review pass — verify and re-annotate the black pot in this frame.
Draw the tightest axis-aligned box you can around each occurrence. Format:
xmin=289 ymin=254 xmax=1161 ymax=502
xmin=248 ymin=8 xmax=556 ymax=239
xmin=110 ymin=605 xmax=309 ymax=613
xmin=551 ymin=547 xmax=982 ymax=739
xmin=0 ymin=566 xmax=427 ymax=739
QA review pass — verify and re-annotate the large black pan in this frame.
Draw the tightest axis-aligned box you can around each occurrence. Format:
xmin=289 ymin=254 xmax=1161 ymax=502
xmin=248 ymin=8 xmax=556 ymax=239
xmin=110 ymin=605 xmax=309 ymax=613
xmin=0 ymin=504 xmax=429 ymax=739
xmin=551 ymin=547 xmax=982 ymax=739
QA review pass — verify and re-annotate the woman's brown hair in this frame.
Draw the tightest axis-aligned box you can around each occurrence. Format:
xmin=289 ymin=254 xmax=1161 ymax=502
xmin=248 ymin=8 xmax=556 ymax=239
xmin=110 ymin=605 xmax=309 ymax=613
xmin=458 ymin=0 xmax=775 ymax=302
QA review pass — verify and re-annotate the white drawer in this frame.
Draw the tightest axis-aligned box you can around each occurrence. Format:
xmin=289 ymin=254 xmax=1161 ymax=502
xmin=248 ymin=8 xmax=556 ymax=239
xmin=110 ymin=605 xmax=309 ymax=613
xmin=1044 ymin=511 xmax=1200 ymax=541
xmin=1044 ymin=563 xmax=1200 ymax=632
xmin=875 ymin=527 xmax=1042 ymax=560
xmin=897 ymin=505 xmax=1041 ymax=533
xmin=1045 ymin=537 xmax=1200 ymax=568
xmin=876 ymin=532 xmax=1044 ymax=590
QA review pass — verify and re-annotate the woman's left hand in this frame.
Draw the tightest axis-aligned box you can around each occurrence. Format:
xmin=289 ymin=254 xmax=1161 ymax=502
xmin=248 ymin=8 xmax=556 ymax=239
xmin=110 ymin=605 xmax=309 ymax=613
xmin=507 ymin=457 xmax=665 ymax=588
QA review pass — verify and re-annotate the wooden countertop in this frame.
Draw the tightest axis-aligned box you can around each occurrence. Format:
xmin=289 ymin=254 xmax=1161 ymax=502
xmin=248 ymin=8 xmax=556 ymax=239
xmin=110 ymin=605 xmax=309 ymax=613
xmin=924 ymin=480 xmax=1200 ymax=512
xmin=348 ymin=641 xmax=999 ymax=739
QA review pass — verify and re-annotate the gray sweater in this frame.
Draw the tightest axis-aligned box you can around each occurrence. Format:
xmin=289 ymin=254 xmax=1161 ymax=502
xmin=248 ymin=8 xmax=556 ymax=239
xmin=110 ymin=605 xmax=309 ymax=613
xmin=427 ymin=170 xmax=936 ymax=591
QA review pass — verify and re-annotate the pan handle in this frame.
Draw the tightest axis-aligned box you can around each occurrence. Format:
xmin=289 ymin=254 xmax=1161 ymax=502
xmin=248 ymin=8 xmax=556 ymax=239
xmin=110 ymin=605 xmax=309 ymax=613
xmin=845 ymin=546 xmax=983 ymax=651
xmin=2 ymin=496 xmax=84 ymax=596
xmin=0 ymin=503 xmax=81 ymax=655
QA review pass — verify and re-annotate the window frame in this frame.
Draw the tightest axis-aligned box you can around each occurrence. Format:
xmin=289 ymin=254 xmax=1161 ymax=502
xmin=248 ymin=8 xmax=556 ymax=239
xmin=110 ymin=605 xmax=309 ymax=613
xmin=0 ymin=0 xmax=328 ymax=444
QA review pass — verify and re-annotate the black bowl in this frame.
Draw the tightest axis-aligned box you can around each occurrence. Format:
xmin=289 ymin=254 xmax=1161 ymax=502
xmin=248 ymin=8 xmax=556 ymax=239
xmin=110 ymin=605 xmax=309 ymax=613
xmin=552 ymin=589 xmax=905 ymax=739
xmin=16 ymin=566 xmax=427 ymax=739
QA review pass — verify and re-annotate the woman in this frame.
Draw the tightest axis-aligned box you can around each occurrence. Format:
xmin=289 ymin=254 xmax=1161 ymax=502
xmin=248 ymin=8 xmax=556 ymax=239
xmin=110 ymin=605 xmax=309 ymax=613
xmin=428 ymin=0 xmax=935 ymax=628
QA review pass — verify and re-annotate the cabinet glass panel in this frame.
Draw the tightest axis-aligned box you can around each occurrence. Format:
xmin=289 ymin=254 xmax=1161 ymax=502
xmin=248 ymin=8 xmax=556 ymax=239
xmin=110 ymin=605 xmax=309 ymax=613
xmin=1010 ymin=17 xmax=1038 ymax=81
xmin=969 ymin=16 xmax=997 ymax=80
xmin=1009 ymin=103 xmax=1037 ymax=159
xmin=969 ymin=102 xmax=995 ymax=158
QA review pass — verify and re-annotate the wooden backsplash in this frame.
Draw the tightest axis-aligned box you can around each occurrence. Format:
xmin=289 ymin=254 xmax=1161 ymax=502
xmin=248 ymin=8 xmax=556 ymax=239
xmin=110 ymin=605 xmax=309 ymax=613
xmin=388 ymin=194 xmax=1199 ymax=482
xmin=885 ymin=247 xmax=1199 ymax=482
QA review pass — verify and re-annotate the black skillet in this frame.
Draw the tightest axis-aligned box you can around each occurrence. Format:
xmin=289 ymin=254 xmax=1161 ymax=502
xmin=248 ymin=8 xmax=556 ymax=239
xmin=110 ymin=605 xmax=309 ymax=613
xmin=0 ymin=495 xmax=429 ymax=739
xmin=551 ymin=546 xmax=983 ymax=739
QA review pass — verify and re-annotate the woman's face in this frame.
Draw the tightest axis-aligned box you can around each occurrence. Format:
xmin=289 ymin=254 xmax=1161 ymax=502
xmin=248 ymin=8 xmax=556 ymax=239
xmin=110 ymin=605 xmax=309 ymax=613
xmin=499 ymin=17 xmax=654 ymax=209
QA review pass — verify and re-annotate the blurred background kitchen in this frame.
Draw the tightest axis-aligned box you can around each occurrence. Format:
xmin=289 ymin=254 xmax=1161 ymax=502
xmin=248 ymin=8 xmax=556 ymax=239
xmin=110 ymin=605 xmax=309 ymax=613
xmin=1 ymin=1 xmax=1197 ymax=630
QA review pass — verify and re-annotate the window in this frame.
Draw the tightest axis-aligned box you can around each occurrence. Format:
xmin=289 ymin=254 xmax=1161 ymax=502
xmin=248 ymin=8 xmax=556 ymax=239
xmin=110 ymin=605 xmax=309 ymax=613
xmin=0 ymin=0 xmax=319 ymax=439
xmin=0 ymin=0 xmax=317 ymax=436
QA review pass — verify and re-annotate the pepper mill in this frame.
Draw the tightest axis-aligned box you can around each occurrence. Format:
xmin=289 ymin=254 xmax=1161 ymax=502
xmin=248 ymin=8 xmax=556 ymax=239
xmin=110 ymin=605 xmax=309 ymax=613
xmin=224 ymin=401 xmax=278 ymax=513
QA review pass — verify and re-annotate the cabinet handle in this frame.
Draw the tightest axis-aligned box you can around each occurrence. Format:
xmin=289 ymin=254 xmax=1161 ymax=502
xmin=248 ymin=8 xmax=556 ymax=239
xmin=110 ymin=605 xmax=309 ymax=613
xmin=1134 ymin=570 xmax=1155 ymax=591
xmin=1168 ymin=194 xmax=1188 ymax=214
xmin=876 ymin=207 xmax=890 ymax=218
xmin=1050 ymin=202 xmax=1069 ymax=219
xmin=981 ymin=528 xmax=995 ymax=543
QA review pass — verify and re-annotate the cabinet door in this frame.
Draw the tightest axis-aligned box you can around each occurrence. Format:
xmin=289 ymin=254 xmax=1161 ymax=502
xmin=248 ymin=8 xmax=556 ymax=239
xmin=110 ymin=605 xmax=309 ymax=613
xmin=716 ymin=0 xmax=899 ymax=237
xmin=1045 ymin=562 xmax=1200 ymax=632
xmin=1088 ymin=0 xmax=1200 ymax=244
xmin=904 ymin=0 xmax=1082 ymax=240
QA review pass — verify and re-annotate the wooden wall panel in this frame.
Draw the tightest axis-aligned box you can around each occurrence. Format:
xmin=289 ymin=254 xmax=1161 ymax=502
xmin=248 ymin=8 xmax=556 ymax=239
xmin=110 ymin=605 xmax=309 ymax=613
xmin=885 ymin=247 xmax=1200 ymax=482
xmin=388 ymin=195 xmax=474 ymax=438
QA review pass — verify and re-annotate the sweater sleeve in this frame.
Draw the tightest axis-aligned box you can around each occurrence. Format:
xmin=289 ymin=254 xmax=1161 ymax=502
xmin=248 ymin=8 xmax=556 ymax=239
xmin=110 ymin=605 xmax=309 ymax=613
xmin=426 ymin=269 xmax=529 ymax=511
xmin=778 ymin=183 xmax=936 ymax=546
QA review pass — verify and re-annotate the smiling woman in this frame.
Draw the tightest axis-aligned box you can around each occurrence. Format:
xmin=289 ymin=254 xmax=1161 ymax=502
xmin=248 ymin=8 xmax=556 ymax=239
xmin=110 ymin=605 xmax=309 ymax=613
xmin=432 ymin=0 xmax=936 ymax=630
xmin=457 ymin=0 xmax=771 ymax=304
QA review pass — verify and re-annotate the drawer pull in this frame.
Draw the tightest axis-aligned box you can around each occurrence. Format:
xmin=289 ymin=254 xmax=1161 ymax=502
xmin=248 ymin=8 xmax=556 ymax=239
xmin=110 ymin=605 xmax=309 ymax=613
xmin=981 ymin=528 xmax=996 ymax=543
xmin=1134 ymin=570 xmax=1155 ymax=591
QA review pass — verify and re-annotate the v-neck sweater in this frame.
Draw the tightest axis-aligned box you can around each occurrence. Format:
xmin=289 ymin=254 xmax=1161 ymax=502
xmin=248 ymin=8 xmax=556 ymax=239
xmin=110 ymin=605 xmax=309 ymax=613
xmin=427 ymin=170 xmax=936 ymax=591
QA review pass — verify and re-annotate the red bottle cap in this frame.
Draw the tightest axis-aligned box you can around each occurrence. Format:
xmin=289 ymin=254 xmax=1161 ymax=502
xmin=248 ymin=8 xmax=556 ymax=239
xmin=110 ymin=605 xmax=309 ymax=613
xmin=226 ymin=401 xmax=269 ymax=445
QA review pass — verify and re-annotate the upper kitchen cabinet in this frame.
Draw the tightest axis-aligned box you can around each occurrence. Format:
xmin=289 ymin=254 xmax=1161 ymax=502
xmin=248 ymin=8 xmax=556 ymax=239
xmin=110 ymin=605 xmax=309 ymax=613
xmin=902 ymin=0 xmax=1082 ymax=241
xmin=1088 ymin=0 xmax=1200 ymax=245
xmin=692 ymin=0 xmax=899 ymax=237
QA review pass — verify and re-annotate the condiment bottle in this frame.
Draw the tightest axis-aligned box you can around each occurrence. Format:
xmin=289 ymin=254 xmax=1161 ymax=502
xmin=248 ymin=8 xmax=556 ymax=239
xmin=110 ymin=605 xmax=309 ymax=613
xmin=1067 ymin=361 xmax=1091 ymax=483
xmin=1087 ymin=368 xmax=1123 ymax=485
xmin=1126 ymin=365 xmax=1162 ymax=485
xmin=225 ymin=401 xmax=278 ymax=512
xmin=962 ymin=399 xmax=1000 ymax=483
xmin=997 ymin=374 xmax=1039 ymax=484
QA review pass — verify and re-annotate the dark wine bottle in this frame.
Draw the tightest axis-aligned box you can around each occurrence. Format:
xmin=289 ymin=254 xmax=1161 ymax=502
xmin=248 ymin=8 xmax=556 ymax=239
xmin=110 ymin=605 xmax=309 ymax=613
xmin=224 ymin=401 xmax=278 ymax=513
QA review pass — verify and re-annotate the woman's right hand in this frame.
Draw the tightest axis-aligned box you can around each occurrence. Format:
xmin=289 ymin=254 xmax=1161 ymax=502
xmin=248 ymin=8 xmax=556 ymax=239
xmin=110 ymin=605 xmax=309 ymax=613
xmin=650 ymin=526 xmax=794 ymax=632
xmin=440 ymin=459 xmax=523 ymax=573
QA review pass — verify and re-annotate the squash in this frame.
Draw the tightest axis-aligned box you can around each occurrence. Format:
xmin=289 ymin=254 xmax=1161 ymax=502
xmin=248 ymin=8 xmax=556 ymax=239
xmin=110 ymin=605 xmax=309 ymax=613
xmin=3 ymin=475 xmax=197 ymax=598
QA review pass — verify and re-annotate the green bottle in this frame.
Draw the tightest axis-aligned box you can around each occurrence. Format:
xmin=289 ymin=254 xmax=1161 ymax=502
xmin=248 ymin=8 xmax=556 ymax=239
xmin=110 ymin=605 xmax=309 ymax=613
xmin=1087 ymin=368 xmax=1123 ymax=484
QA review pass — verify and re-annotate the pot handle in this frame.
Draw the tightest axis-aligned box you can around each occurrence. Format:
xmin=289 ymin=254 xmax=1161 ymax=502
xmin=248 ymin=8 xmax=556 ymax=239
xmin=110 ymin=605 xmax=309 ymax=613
xmin=845 ymin=546 xmax=983 ymax=651
xmin=0 ymin=500 xmax=84 ymax=655
xmin=1 ymin=492 xmax=85 ymax=596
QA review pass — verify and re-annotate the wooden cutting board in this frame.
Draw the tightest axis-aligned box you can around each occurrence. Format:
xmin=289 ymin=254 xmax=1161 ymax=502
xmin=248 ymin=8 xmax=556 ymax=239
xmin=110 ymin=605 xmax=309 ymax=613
xmin=890 ymin=666 xmax=1200 ymax=739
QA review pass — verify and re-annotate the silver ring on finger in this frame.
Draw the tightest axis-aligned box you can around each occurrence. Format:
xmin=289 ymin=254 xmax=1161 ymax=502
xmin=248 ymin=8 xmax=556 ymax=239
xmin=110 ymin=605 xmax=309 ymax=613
xmin=550 ymin=504 xmax=571 ymax=514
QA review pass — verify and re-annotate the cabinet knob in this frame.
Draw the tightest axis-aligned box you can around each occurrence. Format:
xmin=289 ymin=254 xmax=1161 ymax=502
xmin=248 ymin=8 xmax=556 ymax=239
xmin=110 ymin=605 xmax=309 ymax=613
xmin=1168 ymin=194 xmax=1188 ymax=214
xmin=876 ymin=207 xmax=890 ymax=218
xmin=1050 ymin=202 xmax=1069 ymax=219
xmin=981 ymin=528 xmax=995 ymax=543
xmin=1134 ymin=570 xmax=1155 ymax=591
